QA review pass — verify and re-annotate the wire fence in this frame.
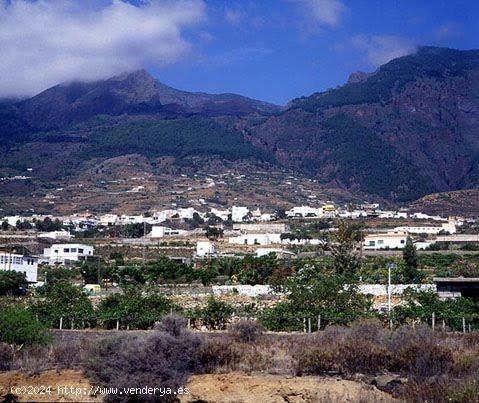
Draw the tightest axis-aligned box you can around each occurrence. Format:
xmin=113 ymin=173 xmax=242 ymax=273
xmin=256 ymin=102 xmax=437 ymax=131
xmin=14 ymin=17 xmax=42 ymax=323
xmin=38 ymin=312 xmax=479 ymax=334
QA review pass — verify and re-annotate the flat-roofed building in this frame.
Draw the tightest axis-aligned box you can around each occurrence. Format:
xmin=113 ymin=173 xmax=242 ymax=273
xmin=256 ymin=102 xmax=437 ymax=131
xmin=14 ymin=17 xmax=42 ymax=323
xmin=0 ymin=252 xmax=38 ymax=282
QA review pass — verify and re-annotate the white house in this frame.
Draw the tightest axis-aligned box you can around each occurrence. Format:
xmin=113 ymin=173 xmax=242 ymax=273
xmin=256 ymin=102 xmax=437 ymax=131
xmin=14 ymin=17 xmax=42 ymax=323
xmin=150 ymin=226 xmax=187 ymax=238
xmin=363 ymin=231 xmax=408 ymax=250
xmin=231 ymin=206 xmax=249 ymax=222
xmin=228 ymin=233 xmax=282 ymax=246
xmin=394 ymin=219 xmax=456 ymax=235
xmin=210 ymin=208 xmax=230 ymax=221
xmin=0 ymin=252 xmax=38 ymax=282
xmin=196 ymin=241 xmax=216 ymax=257
xmin=43 ymin=243 xmax=94 ymax=263
xmin=286 ymin=206 xmax=322 ymax=218
xmin=99 ymin=214 xmax=119 ymax=226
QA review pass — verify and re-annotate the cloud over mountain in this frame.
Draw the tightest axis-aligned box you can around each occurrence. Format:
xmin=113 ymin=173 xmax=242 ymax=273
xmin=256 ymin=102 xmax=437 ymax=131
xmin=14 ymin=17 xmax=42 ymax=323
xmin=0 ymin=0 xmax=205 ymax=98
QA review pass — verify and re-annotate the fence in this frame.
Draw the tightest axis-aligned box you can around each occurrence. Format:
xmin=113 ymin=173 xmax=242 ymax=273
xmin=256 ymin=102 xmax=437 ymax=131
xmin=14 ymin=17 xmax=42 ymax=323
xmin=44 ymin=311 xmax=479 ymax=334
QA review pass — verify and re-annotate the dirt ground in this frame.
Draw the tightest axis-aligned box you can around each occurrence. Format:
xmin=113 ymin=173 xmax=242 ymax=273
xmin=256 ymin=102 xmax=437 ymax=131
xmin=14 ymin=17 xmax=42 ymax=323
xmin=0 ymin=370 xmax=396 ymax=403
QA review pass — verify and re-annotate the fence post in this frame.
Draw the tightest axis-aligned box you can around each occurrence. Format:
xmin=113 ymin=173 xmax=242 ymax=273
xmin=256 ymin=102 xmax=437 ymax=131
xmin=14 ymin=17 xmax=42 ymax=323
xmin=442 ymin=319 xmax=446 ymax=332
xmin=116 ymin=320 xmax=120 ymax=331
xmin=59 ymin=317 xmax=63 ymax=330
xmin=317 ymin=315 xmax=321 ymax=332
xmin=308 ymin=318 xmax=312 ymax=334
xmin=432 ymin=312 xmax=435 ymax=331
xmin=303 ymin=318 xmax=306 ymax=333
xmin=187 ymin=318 xmax=191 ymax=329
xmin=463 ymin=317 xmax=466 ymax=334
xmin=71 ymin=318 xmax=74 ymax=330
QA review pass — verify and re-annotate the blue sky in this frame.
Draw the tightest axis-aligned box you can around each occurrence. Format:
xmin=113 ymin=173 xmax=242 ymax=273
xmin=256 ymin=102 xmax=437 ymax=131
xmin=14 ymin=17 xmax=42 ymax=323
xmin=1 ymin=0 xmax=478 ymax=101
xmin=157 ymin=0 xmax=479 ymax=105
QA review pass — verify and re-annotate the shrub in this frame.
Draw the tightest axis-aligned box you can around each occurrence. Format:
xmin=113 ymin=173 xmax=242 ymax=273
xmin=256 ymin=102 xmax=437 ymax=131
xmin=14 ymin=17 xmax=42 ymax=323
xmin=228 ymin=320 xmax=263 ymax=343
xmin=389 ymin=325 xmax=453 ymax=378
xmin=193 ymin=297 xmax=233 ymax=330
xmin=339 ymin=319 xmax=390 ymax=374
xmin=154 ymin=314 xmax=187 ymax=337
xmin=0 ymin=271 xmax=29 ymax=296
xmin=85 ymin=316 xmax=201 ymax=402
xmin=195 ymin=335 xmax=242 ymax=373
xmin=0 ymin=342 xmax=13 ymax=370
xmin=0 ymin=307 xmax=49 ymax=347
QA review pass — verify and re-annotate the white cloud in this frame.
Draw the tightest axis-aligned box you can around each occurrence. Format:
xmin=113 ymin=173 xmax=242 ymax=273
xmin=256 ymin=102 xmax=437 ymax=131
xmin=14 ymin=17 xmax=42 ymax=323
xmin=296 ymin=0 xmax=346 ymax=28
xmin=0 ymin=0 xmax=206 ymax=98
xmin=349 ymin=34 xmax=416 ymax=66
xmin=435 ymin=22 xmax=463 ymax=41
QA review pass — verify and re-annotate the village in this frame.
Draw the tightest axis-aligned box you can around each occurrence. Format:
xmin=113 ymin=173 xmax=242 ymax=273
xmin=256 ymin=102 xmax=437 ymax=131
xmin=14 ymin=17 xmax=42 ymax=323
xmin=1 ymin=200 xmax=477 ymax=311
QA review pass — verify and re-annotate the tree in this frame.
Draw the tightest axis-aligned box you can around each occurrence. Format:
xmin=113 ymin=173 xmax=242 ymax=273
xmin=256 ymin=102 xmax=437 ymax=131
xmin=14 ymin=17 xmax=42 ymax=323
xmin=35 ymin=217 xmax=62 ymax=232
xmin=261 ymin=264 xmax=371 ymax=331
xmin=30 ymin=283 xmax=95 ymax=328
xmin=329 ymin=221 xmax=362 ymax=278
xmin=0 ymin=307 xmax=49 ymax=347
xmin=16 ymin=220 xmax=32 ymax=230
xmin=205 ymin=226 xmax=223 ymax=240
xmin=1 ymin=220 xmax=9 ymax=231
xmin=0 ymin=271 xmax=29 ymax=296
xmin=403 ymin=236 xmax=421 ymax=283
xmin=42 ymin=266 xmax=77 ymax=286
xmin=97 ymin=290 xmax=174 ymax=329
xmin=193 ymin=297 xmax=233 ymax=330
xmin=80 ymin=261 xmax=112 ymax=285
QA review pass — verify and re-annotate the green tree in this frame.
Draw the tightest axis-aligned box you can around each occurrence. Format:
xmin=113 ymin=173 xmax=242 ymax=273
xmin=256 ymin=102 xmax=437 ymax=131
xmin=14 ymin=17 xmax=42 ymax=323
xmin=80 ymin=261 xmax=112 ymax=285
xmin=403 ymin=236 xmax=421 ymax=283
xmin=42 ymin=266 xmax=76 ymax=285
xmin=193 ymin=296 xmax=233 ymax=330
xmin=0 ymin=307 xmax=49 ymax=347
xmin=261 ymin=264 xmax=371 ymax=331
xmin=30 ymin=283 xmax=95 ymax=328
xmin=329 ymin=221 xmax=362 ymax=278
xmin=0 ymin=271 xmax=29 ymax=296
xmin=205 ymin=226 xmax=223 ymax=240
xmin=97 ymin=290 xmax=174 ymax=329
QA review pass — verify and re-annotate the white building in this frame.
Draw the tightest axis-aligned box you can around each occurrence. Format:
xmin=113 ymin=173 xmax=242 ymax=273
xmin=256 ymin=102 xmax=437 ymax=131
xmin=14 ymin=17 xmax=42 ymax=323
xmin=150 ymin=226 xmax=187 ymax=238
xmin=196 ymin=241 xmax=216 ymax=257
xmin=210 ymin=208 xmax=230 ymax=221
xmin=43 ymin=243 xmax=94 ymax=263
xmin=99 ymin=214 xmax=119 ymax=226
xmin=37 ymin=230 xmax=73 ymax=240
xmin=0 ymin=252 xmax=38 ymax=282
xmin=178 ymin=208 xmax=197 ymax=220
xmin=394 ymin=220 xmax=456 ymax=235
xmin=363 ymin=231 xmax=408 ymax=250
xmin=233 ymin=222 xmax=289 ymax=234
xmin=286 ymin=206 xmax=322 ymax=218
xmin=231 ymin=206 xmax=249 ymax=222
xmin=228 ymin=233 xmax=282 ymax=246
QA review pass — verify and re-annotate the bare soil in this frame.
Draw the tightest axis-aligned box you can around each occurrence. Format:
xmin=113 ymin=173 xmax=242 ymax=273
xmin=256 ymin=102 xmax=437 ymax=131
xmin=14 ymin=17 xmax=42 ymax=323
xmin=0 ymin=370 xmax=396 ymax=403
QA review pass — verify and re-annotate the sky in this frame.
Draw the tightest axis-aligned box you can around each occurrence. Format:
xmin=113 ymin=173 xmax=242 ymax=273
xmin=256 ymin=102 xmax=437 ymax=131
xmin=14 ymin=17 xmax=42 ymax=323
xmin=0 ymin=0 xmax=478 ymax=104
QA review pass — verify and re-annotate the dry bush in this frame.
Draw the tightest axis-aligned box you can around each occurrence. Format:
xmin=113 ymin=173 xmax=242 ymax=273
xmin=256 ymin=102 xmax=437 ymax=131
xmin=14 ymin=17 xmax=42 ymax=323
xmin=0 ymin=342 xmax=13 ymax=370
xmin=195 ymin=335 xmax=242 ymax=373
xmin=50 ymin=338 xmax=90 ymax=369
xmin=389 ymin=325 xmax=453 ymax=378
xmin=340 ymin=319 xmax=390 ymax=375
xmin=228 ymin=320 xmax=263 ymax=343
xmin=84 ymin=316 xmax=201 ymax=403
xmin=154 ymin=314 xmax=188 ymax=337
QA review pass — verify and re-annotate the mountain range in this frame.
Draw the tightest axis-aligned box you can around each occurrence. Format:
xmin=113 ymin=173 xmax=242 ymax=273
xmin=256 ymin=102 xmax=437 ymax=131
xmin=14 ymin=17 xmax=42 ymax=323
xmin=1 ymin=46 xmax=479 ymax=211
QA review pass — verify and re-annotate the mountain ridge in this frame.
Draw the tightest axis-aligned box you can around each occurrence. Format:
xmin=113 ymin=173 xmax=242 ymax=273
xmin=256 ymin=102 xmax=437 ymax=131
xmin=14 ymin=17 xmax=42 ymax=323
xmin=1 ymin=45 xmax=479 ymax=210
